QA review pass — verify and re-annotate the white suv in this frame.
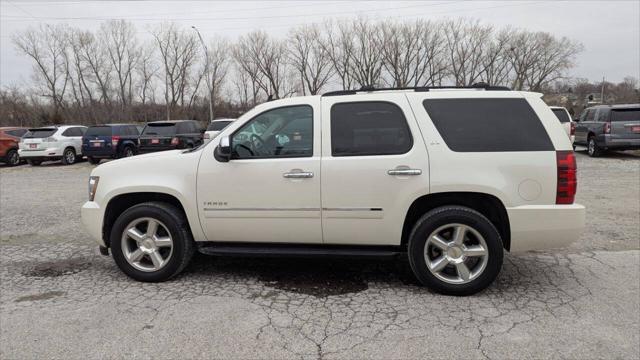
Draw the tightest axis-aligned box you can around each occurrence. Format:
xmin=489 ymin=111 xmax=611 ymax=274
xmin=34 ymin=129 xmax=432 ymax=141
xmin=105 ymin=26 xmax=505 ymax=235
xmin=203 ymin=118 xmax=235 ymax=143
xmin=20 ymin=125 xmax=87 ymax=165
xmin=81 ymin=86 xmax=585 ymax=295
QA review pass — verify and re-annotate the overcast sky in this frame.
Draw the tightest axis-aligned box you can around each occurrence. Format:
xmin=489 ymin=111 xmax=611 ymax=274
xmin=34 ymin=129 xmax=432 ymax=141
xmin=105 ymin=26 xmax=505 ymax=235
xmin=1 ymin=0 xmax=639 ymax=87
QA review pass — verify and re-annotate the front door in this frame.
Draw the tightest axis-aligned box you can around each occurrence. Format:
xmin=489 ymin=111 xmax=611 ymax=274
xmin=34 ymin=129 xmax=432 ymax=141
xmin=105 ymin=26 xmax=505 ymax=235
xmin=196 ymin=99 xmax=322 ymax=244
xmin=320 ymin=94 xmax=430 ymax=246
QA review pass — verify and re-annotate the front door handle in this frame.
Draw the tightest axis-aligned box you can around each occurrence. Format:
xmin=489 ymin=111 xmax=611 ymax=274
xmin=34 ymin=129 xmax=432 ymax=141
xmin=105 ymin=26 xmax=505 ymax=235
xmin=283 ymin=171 xmax=314 ymax=179
xmin=387 ymin=168 xmax=422 ymax=176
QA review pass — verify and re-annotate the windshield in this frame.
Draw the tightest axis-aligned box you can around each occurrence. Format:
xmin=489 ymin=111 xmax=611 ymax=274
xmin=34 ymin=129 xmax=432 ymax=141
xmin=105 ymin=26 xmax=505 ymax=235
xmin=611 ymin=109 xmax=640 ymax=122
xmin=207 ymin=121 xmax=233 ymax=131
xmin=85 ymin=126 xmax=112 ymax=136
xmin=24 ymin=128 xmax=56 ymax=138
xmin=551 ymin=108 xmax=570 ymax=123
xmin=142 ymin=123 xmax=177 ymax=136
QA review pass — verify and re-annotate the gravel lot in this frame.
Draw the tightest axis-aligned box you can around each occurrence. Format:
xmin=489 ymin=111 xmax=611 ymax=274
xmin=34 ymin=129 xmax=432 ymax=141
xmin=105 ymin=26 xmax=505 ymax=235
xmin=1 ymin=149 xmax=639 ymax=359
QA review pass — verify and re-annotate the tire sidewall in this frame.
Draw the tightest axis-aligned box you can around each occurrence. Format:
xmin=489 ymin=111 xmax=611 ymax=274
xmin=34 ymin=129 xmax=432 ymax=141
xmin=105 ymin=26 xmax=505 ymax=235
xmin=110 ymin=203 xmax=190 ymax=282
xmin=7 ymin=149 xmax=19 ymax=166
xmin=408 ymin=207 xmax=503 ymax=296
xmin=62 ymin=148 xmax=76 ymax=165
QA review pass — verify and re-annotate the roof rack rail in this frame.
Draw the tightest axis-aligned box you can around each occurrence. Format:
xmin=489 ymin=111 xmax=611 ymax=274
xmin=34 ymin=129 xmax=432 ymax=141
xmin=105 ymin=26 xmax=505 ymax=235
xmin=322 ymin=83 xmax=511 ymax=97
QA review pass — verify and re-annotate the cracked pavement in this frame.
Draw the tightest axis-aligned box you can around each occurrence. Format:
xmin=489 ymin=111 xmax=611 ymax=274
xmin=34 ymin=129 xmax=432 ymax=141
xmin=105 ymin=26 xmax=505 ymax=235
xmin=1 ymin=150 xmax=639 ymax=359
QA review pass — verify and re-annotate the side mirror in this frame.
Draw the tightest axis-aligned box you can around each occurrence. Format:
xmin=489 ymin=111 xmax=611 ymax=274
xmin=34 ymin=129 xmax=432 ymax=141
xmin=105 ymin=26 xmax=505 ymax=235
xmin=214 ymin=136 xmax=231 ymax=162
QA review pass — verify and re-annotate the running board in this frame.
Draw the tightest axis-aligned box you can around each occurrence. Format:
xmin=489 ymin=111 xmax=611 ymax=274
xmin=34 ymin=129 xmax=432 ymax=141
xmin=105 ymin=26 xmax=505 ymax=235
xmin=197 ymin=243 xmax=403 ymax=258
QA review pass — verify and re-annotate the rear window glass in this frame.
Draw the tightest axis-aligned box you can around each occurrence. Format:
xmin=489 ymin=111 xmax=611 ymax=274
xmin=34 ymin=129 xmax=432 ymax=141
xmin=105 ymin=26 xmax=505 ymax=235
xmin=551 ymin=108 xmax=570 ymax=123
xmin=207 ymin=121 xmax=233 ymax=131
xmin=423 ymin=98 xmax=554 ymax=152
xmin=142 ymin=123 xmax=177 ymax=136
xmin=85 ymin=126 xmax=112 ymax=136
xmin=611 ymin=109 xmax=640 ymax=122
xmin=6 ymin=129 xmax=27 ymax=137
xmin=331 ymin=101 xmax=412 ymax=156
xmin=24 ymin=128 xmax=56 ymax=138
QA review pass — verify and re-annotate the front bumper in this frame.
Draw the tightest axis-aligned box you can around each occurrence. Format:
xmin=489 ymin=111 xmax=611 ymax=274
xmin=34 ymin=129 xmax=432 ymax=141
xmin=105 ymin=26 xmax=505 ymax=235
xmin=81 ymin=201 xmax=105 ymax=246
xmin=18 ymin=147 xmax=64 ymax=159
xmin=507 ymin=204 xmax=585 ymax=252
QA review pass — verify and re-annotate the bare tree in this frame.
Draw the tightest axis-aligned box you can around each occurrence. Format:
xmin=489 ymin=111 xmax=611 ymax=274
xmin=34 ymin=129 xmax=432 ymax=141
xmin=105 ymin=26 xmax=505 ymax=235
xmin=12 ymin=24 xmax=70 ymax=116
xmin=444 ymin=19 xmax=493 ymax=86
xmin=348 ymin=18 xmax=384 ymax=87
xmin=478 ymin=28 xmax=512 ymax=86
xmin=136 ymin=45 xmax=158 ymax=105
xmin=524 ymin=33 xmax=583 ymax=91
xmin=100 ymin=20 xmax=140 ymax=107
xmin=321 ymin=20 xmax=355 ymax=90
xmin=205 ymin=39 xmax=230 ymax=116
xmin=379 ymin=20 xmax=447 ymax=87
xmin=235 ymin=30 xmax=292 ymax=99
xmin=287 ymin=24 xmax=334 ymax=95
xmin=152 ymin=23 xmax=200 ymax=116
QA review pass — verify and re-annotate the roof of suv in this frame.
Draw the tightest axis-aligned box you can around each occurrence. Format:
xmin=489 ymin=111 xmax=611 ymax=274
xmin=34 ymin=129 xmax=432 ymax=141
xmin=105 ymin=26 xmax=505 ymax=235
xmin=147 ymin=120 xmax=195 ymax=124
xmin=587 ymin=104 xmax=640 ymax=109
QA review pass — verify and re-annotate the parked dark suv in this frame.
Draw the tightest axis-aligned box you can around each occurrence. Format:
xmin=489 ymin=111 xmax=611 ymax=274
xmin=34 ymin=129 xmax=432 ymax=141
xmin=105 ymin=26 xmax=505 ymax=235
xmin=574 ymin=104 xmax=640 ymax=157
xmin=138 ymin=120 xmax=204 ymax=153
xmin=82 ymin=124 xmax=141 ymax=164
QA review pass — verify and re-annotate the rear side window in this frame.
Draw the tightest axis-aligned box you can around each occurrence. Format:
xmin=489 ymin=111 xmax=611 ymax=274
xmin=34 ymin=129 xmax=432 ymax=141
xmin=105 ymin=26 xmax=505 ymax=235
xmin=611 ymin=108 xmax=640 ymax=122
xmin=85 ymin=126 xmax=112 ymax=136
xmin=6 ymin=129 xmax=27 ymax=137
xmin=551 ymin=108 xmax=570 ymax=123
xmin=423 ymin=98 xmax=554 ymax=152
xmin=330 ymin=101 xmax=412 ymax=156
xmin=208 ymin=121 xmax=233 ymax=131
xmin=24 ymin=128 xmax=56 ymax=138
xmin=143 ymin=123 xmax=176 ymax=136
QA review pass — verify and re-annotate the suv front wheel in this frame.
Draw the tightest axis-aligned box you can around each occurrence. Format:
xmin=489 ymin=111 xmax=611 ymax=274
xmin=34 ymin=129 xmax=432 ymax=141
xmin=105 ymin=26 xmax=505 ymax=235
xmin=408 ymin=206 xmax=503 ymax=296
xmin=110 ymin=202 xmax=195 ymax=282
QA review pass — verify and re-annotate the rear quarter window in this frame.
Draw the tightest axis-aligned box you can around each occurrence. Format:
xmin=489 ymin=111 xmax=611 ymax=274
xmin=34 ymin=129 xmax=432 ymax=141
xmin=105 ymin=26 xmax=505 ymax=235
xmin=422 ymin=98 xmax=554 ymax=152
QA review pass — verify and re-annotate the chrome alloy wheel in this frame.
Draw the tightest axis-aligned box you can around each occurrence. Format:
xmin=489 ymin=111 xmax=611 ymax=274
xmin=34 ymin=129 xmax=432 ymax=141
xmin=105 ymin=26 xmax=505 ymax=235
xmin=121 ymin=217 xmax=174 ymax=272
xmin=64 ymin=149 xmax=75 ymax=163
xmin=424 ymin=223 xmax=489 ymax=284
xmin=588 ymin=139 xmax=595 ymax=156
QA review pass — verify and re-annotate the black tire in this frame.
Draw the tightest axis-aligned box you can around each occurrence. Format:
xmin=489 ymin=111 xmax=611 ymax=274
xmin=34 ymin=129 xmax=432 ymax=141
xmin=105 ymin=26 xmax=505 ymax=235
xmin=27 ymin=159 xmax=42 ymax=166
xmin=587 ymin=136 xmax=602 ymax=157
xmin=110 ymin=202 xmax=195 ymax=282
xmin=88 ymin=157 xmax=101 ymax=165
xmin=61 ymin=147 xmax=77 ymax=165
xmin=407 ymin=206 xmax=504 ymax=296
xmin=120 ymin=146 xmax=135 ymax=158
xmin=5 ymin=149 xmax=20 ymax=166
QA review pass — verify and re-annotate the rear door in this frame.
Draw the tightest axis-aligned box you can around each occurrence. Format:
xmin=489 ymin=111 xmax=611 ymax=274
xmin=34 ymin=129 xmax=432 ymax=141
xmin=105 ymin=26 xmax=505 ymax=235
xmin=610 ymin=107 xmax=640 ymax=139
xmin=140 ymin=123 xmax=177 ymax=150
xmin=320 ymin=93 xmax=430 ymax=246
xmin=22 ymin=128 xmax=57 ymax=151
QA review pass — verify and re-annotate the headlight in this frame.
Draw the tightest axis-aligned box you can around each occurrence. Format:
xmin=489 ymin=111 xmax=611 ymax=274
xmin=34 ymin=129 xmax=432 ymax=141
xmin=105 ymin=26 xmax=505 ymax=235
xmin=88 ymin=176 xmax=100 ymax=201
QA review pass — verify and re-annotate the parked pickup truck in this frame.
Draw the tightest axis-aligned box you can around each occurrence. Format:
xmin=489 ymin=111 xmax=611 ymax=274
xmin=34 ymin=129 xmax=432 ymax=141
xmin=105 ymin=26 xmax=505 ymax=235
xmin=82 ymin=85 xmax=585 ymax=296
xmin=574 ymin=104 xmax=640 ymax=157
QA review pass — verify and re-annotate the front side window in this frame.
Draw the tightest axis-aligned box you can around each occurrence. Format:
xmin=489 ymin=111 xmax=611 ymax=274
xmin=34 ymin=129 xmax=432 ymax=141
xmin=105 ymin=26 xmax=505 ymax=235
xmin=585 ymin=109 xmax=596 ymax=122
xmin=231 ymin=105 xmax=313 ymax=159
xmin=330 ymin=101 xmax=412 ymax=156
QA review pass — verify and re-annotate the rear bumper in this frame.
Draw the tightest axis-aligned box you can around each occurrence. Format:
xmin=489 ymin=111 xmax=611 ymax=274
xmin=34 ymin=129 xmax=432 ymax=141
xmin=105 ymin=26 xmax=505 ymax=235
xmin=82 ymin=147 xmax=116 ymax=158
xmin=81 ymin=201 xmax=105 ymax=246
xmin=18 ymin=147 xmax=64 ymax=159
xmin=603 ymin=136 xmax=640 ymax=150
xmin=507 ymin=204 xmax=585 ymax=252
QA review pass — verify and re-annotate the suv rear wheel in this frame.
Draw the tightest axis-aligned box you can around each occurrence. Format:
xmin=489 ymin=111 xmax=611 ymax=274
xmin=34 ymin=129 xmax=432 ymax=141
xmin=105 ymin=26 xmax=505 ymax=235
xmin=88 ymin=157 xmax=100 ymax=165
xmin=110 ymin=202 xmax=195 ymax=282
xmin=587 ymin=136 xmax=602 ymax=157
xmin=5 ymin=149 xmax=20 ymax=166
xmin=408 ymin=206 xmax=503 ymax=296
xmin=61 ymin=148 xmax=77 ymax=165
xmin=121 ymin=146 xmax=135 ymax=158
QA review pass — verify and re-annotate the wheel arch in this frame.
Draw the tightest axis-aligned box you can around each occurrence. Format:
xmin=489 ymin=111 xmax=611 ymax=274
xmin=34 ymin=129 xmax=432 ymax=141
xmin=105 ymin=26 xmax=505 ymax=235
xmin=102 ymin=192 xmax=191 ymax=248
xmin=401 ymin=192 xmax=511 ymax=251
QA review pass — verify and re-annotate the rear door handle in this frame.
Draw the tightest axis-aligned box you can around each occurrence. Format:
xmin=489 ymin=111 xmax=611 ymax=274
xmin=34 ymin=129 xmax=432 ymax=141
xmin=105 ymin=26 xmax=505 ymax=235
xmin=387 ymin=168 xmax=422 ymax=176
xmin=283 ymin=171 xmax=314 ymax=179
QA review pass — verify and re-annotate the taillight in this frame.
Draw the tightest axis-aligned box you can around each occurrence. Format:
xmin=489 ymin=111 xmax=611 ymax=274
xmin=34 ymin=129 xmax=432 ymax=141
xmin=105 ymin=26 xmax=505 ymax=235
xmin=603 ymin=122 xmax=611 ymax=134
xmin=570 ymin=122 xmax=576 ymax=136
xmin=556 ymin=151 xmax=577 ymax=204
xmin=45 ymin=137 xmax=56 ymax=142
xmin=111 ymin=136 xmax=120 ymax=146
xmin=171 ymin=137 xmax=180 ymax=146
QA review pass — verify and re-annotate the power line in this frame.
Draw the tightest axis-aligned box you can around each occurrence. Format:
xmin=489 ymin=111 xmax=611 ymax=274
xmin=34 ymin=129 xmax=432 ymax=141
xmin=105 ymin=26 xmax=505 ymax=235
xmin=0 ymin=1 xmax=460 ymax=21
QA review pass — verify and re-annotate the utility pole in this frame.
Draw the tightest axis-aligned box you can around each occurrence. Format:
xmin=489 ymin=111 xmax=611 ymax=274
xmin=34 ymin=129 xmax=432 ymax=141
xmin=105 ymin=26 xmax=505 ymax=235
xmin=600 ymin=76 xmax=605 ymax=104
xmin=192 ymin=26 xmax=213 ymax=122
